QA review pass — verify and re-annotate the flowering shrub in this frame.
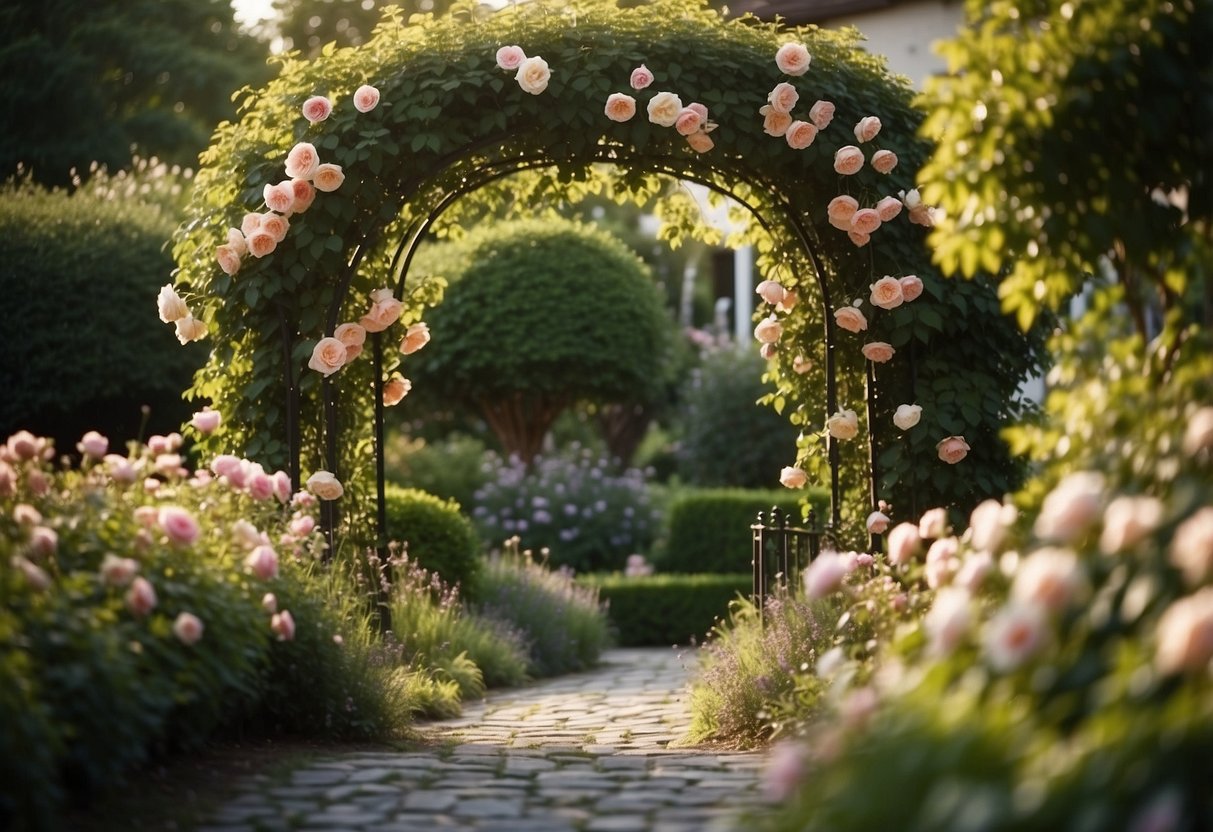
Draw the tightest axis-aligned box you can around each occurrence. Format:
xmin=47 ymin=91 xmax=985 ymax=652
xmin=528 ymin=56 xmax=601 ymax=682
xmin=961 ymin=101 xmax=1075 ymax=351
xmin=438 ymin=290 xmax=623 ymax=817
xmin=471 ymin=445 xmax=659 ymax=573
xmin=382 ymin=485 xmax=483 ymax=596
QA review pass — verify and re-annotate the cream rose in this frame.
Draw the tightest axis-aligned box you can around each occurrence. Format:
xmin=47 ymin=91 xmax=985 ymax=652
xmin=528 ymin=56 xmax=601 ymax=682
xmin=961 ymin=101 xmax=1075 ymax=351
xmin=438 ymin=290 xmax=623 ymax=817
xmin=285 ymin=142 xmax=320 ymax=179
xmin=353 ymin=84 xmax=381 ymax=113
xmin=383 ymin=374 xmax=412 ymax=407
xmin=869 ymin=276 xmax=904 ymax=309
xmin=760 ymin=342 xmax=778 ymax=360
xmin=866 ymin=510 xmax=891 ymax=535
xmin=785 ymin=120 xmax=818 ymax=150
xmin=302 ymin=95 xmax=332 ymax=124
xmin=604 ymin=93 xmax=637 ymax=122
xmin=496 ymin=45 xmax=526 ymax=71
xmin=158 ymin=284 xmax=189 ymax=323
xmin=175 ymin=316 xmax=207 ymax=345
xmin=779 ymin=466 xmax=808 ymax=489
xmin=834 ymin=145 xmax=865 ymax=175
xmin=826 ymin=409 xmax=859 ymax=440
xmin=809 ymin=99 xmax=835 ymax=129
xmin=215 ymin=245 xmax=242 ymax=276
xmin=899 ymin=275 xmax=925 ymax=302
xmin=893 ymin=403 xmax=922 ymax=430
xmin=1034 ymin=471 xmax=1105 ymax=543
xmin=400 ymin=322 xmax=431 ymax=355
xmin=647 ymin=91 xmax=683 ymax=127
xmin=226 ymin=227 xmax=247 ymax=256
xmin=834 ymin=305 xmax=868 ymax=333
xmin=754 ymin=315 xmax=783 ymax=344
xmin=263 ymin=181 xmax=295 ymax=214
xmin=875 ymin=195 xmax=903 ymax=222
xmin=291 ymin=179 xmax=316 ymax=213
xmin=307 ymin=337 xmax=348 ymax=376
xmin=306 ymin=470 xmax=344 ymax=500
xmin=313 ymin=163 xmax=345 ymax=192
xmin=850 ymin=208 xmax=881 ymax=236
xmin=871 ymin=149 xmax=898 ymax=174
xmin=767 ymin=82 xmax=799 ymax=115
xmin=937 ymin=435 xmax=971 ymax=464
xmin=853 ymin=116 xmax=882 ymax=143
xmin=686 ymin=131 xmax=714 ymax=153
xmin=775 ymin=42 xmax=811 ymax=76
xmin=629 ymin=64 xmax=654 ymax=90
xmin=861 ymin=342 xmax=895 ymax=363
xmin=760 ymin=105 xmax=792 ymax=137
xmin=515 ymin=56 xmax=551 ymax=95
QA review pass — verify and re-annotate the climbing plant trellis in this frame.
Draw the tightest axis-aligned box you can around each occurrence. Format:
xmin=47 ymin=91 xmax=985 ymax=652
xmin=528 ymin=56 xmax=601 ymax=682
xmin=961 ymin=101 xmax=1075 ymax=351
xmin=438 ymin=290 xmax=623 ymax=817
xmin=164 ymin=0 xmax=1043 ymax=552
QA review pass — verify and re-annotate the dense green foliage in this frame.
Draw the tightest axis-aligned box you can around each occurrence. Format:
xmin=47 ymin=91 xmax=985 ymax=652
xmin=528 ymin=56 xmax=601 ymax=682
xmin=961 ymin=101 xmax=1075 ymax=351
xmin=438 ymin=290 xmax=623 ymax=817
xmin=582 ymin=572 xmax=750 ymax=646
xmin=0 ymin=0 xmax=270 ymax=185
xmin=382 ymin=484 xmax=483 ymax=595
xmin=676 ymin=346 xmax=800 ymax=489
xmin=385 ymin=432 xmax=492 ymax=511
xmin=658 ymin=488 xmax=827 ymax=574
xmin=0 ymin=169 xmax=206 ymax=450
xmin=407 ymin=218 xmax=671 ymax=462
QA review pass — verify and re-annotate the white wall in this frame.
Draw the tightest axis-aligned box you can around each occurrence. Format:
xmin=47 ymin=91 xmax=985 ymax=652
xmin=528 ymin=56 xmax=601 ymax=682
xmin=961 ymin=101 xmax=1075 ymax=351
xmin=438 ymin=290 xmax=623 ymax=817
xmin=827 ymin=0 xmax=962 ymax=90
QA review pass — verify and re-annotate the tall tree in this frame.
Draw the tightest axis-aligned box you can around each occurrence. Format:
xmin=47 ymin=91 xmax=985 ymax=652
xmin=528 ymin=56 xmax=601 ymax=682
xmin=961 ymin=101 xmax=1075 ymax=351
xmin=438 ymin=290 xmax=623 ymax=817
xmin=0 ymin=0 xmax=271 ymax=185
xmin=271 ymin=0 xmax=459 ymax=58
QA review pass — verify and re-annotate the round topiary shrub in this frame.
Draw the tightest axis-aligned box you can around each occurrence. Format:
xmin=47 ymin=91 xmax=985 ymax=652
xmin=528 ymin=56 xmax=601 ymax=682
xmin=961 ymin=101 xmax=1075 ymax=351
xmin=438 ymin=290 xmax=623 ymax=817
xmin=382 ymin=485 xmax=482 ymax=595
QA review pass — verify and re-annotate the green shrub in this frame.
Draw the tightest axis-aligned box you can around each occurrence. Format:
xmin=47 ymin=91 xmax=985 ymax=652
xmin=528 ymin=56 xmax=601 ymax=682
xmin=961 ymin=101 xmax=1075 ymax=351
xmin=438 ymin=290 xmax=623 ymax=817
xmin=476 ymin=542 xmax=612 ymax=677
xmin=580 ymin=573 xmax=752 ymax=647
xmin=657 ymin=488 xmax=828 ymax=574
xmin=384 ymin=432 xmax=492 ymax=511
xmin=383 ymin=484 xmax=482 ymax=596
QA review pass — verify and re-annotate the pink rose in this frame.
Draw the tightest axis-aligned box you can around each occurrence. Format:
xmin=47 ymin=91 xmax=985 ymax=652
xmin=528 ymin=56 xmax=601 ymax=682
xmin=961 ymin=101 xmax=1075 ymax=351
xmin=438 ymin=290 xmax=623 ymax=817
xmin=0 ymin=461 xmax=13 ymax=497
xmin=271 ymin=609 xmax=297 ymax=641
xmin=383 ymin=374 xmax=412 ymax=406
xmin=861 ymin=342 xmax=895 ymax=363
xmin=686 ymin=131 xmax=715 ymax=153
xmin=866 ymin=510 xmax=890 ymax=534
xmin=809 ymin=99 xmax=835 ymax=129
xmin=827 ymin=195 xmax=859 ymax=223
xmin=918 ymin=507 xmax=949 ymax=539
xmin=875 ymin=195 xmax=903 ymax=222
xmin=753 ymin=315 xmax=782 ymax=344
xmin=77 ymin=430 xmax=108 ymax=460
xmin=604 ymin=93 xmax=637 ymax=122
xmin=210 ymin=454 xmax=242 ymax=480
xmin=925 ymin=587 xmax=972 ymax=657
xmin=803 ymin=552 xmax=848 ymax=599
xmin=302 ymin=95 xmax=332 ymax=124
xmin=247 ymin=469 xmax=275 ymax=501
xmin=785 ymin=120 xmax=818 ymax=150
xmin=27 ymin=470 xmax=49 ymax=496
xmin=306 ymin=470 xmax=344 ymax=500
xmin=260 ymin=213 xmax=289 ymax=242
xmin=968 ymin=498 xmax=1017 ymax=553
xmin=779 ymin=466 xmax=807 ymax=489
xmin=955 ymin=550 xmax=995 ymax=592
xmin=215 ymin=245 xmax=242 ymax=276
xmin=1099 ymin=495 xmax=1164 ymax=556
xmin=833 ymin=145 xmax=865 ymax=175
xmin=937 ymin=435 xmax=971 ymax=464
xmin=157 ymin=284 xmax=189 ymax=323
xmin=629 ymin=64 xmax=654 ymax=90
xmin=247 ymin=230 xmax=276 ymax=258
xmin=647 ymin=91 xmax=683 ymax=127
xmin=105 ymin=454 xmax=137 ymax=484
xmin=263 ymin=181 xmax=295 ymax=214
xmin=871 ymin=149 xmax=898 ymax=174
xmin=9 ymin=430 xmax=44 ymax=462
xmin=759 ymin=105 xmax=792 ymax=137
xmin=12 ymin=556 xmax=50 ymax=591
xmin=1169 ymin=507 xmax=1213 ymax=586
xmin=850 ymin=208 xmax=881 ymax=236
xmin=245 ymin=544 xmax=280 ymax=580
xmin=848 ymin=229 xmax=870 ymax=247
xmin=925 ymin=536 xmax=961 ymax=588
xmin=899 ymin=275 xmax=924 ymax=302
xmin=313 ymin=163 xmax=345 ymax=192
xmin=1155 ymin=588 xmax=1213 ymax=675
xmin=190 ymin=407 xmax=221 ymax=435
xmin=175 ymin=316 xmax=207 ymax=345
xmin=290 ymin=179 xmax=316 ymax=213
xmin=158 ymin=506 xmax=200 ymax=546
xmin=28 ymin=526 xmax=57 ymax=558
xmin=308 ymin=337 xmax=348 ymax=376
xmin=886 ymin=521 xmax=921 ymax=565
xmin=399 ymin=322 xmax=431 ymax=355
xmin=496 ymin=45 xmax=526 ymax=71
xmin=826 ymin=409 xmax=859 ymax=440
xmin=285 ymin=142 xmax=320 ymax=179
xmin=686 ymin=102 xmax=709 ymax=121
xmin=767 ymin=82 xmax=799 ymax=115
xmin=272 ymin=470 xmax=292 ymax=503
xmin=775 ymin=42 xmax=811 ymax=76
xmin=983 ymin=602 xmax=1048 ymax=672
xmin=515 ymin=56 xmax=551 ymax=95
xmin=755 ymin=280 xmax=786 ymax=306
xmin=353 ymin=84 xmax=380 ymax=113
xmin=360 ymin=290 xmax=403 ymax=333
xmin=763 ymin=741 xmax=808 ymax=802
xmin=231 ymin=520 xmax=264 ymax=549
xmin=675 ymin=107 xmax=704 ymax=136
xmin=1012 ymin=547 xmax=1084 ymax=613
xmin=1033 ymin=471 xmax=1104 ymax=543
xmin=173 ymin=612 xmax=204 ymax=645
xmin=869 ymin=276 xmax=904 ymax=309
xmin=833 ymin=305 xmax=868 ymax=333
xmin=289 ymin=515 xmax=316 ymax=537
xmin=853 ymin=116 xmax=882 ymax=143
xmin=100 ymin=553 xmax=139 ymax=587
xmin=126 ymin=576 xmax=158 ymax=617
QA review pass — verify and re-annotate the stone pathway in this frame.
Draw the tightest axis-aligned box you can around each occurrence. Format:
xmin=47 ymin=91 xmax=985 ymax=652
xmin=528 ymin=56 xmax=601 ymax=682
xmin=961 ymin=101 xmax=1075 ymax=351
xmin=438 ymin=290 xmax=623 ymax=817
xmin=197 ymin=648 xmax=769 ymax=832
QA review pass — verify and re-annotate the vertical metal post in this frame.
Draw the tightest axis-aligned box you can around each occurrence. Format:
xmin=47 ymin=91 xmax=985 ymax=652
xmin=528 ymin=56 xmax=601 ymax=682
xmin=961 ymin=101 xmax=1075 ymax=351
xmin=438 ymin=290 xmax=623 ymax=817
xmin=321 ymin=374 xmax=339 ymax=560
xmin=372 ymin=331 xmax=388 ymax=555
xmin=865 ymin=360 xmax=882 ymax=553
xmin=751 ymin=510 xmax=767 ymax=624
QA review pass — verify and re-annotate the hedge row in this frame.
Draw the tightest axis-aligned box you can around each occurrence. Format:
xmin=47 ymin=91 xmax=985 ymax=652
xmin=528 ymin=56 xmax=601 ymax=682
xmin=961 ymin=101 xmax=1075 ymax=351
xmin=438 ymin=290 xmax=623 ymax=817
xmin=580 ymin=573 xmax=752 ymax=646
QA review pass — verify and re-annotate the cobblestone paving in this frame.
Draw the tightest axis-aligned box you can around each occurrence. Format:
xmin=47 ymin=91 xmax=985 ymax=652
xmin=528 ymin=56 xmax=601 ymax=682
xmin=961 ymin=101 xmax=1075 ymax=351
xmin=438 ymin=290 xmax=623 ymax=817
xmin=197 ymin=648 xmax=769 ymax=832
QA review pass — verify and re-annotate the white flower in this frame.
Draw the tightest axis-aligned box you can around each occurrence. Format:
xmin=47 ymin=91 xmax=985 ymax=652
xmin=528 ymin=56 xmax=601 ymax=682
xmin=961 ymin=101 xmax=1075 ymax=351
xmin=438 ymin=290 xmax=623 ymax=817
xmin=983 ymin=602 xmax=1048 ymax=672
xmin=892 ymin=404 xmax=922 ymax=431
xmin=925 ymin=587 xmax=971 ymax=656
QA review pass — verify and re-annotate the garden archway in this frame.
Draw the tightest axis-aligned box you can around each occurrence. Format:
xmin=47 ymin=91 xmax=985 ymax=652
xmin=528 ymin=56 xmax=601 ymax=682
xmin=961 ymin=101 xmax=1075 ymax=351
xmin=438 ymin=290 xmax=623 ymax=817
xmin=169 ymin=0 xmax=1041 ymax=548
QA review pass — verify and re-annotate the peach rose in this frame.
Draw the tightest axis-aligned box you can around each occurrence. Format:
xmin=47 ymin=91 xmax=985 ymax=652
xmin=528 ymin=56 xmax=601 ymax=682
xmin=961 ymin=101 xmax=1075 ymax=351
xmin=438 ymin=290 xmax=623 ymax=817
xmin=308 ymin=337 xmax=347 ymax=376
xmin=383 ymin=374 xmax=412 ymax=406
xmin=190 ymin=407 xmax=221 ymax=435
xmin=630 ymin=64 xmax=654 ymax=90
xmin=893 ymin=403 xmax=922 ymax=430
xmin=604 ymin=93 xmax=637 ymax=122
xmin=777 ymin=289 xmax=798 ymax=312
xmin=871 ymin=149 xmax=898 ymax=174
xmin=848 ymin=229 xmax=870 ymax=247
xmin=785 ymin=120 xmax=818 ymax=150
xmin=827 ymin=195 xmax=859 ymax=223
xmin=353 ymin=84 xmax=380 ymax=113
xmin=850 ymin=208 xmax=881 ymax=236
xmin=968 ymin=499 xmax=1017 ymax=554
xmin=756 ymin=279 xmax=786 ymax=306
xmin=496 ymin=45 xmax=526 ymax=71
xmin=1012 ymin=547 xmax=1084 ymax=613
xmin=869 ymin=276 xmax=904 ymax=309
xmin=100 ymin=553 xmax=139 ymax=587
xmin=400 ymin=322 xmax=431 ymax=355
xmin=861 ymin=341 xmax=895 ymax=363
xmin=306 ymin=470 xmax=344 ymax=500
xmin=834 ymin=305 xmax=868 ymax=333
xmin=215 ymin=244 xmax=242 ymax=276
xmin=767 ymin=82 xmax=799 ymax=115
xmin=826 ymin=409 xmax=859 ymax=440
xmin=173 ymin=612 xmax=205 ymax=645
xmin=866 ymin=510 xmax=891 ymax=535
xmin=125 ymin=576 xmax=157 ymax=616
xmin=1183 ymin=407 xmax=1213 ymax=455
xmin=263 ymin=181 xmax=295 ymax=214
xmin=158 ymin=284 xmax=189 ymax=323
xmin=302 ymin=95 xmax=332 ymax=123
xmin=834 ymin=145 xmax=864 ymax=175
xmin=887 ymin=521 xmax=921 ymax=565
xmin=1099 ymin=494 xmax=1164 ymax=555
xmin=792 ymin=354 xmax=812 ymax=374
xmin=759 ymin=105 xmax=792 ymax=137
xmin=1034 ymin=471 xmax=1104 ymax=543
xmin=647 ymin=91 xmax=683 ymax=127
xmin=937 ymin=435 xmax=971 ymax=464
xmin=240 ymin=212 xmax=263 ymax=237
xmin=753 ymin=315 xmax=782 ymax=344
xmin=1155 ymin=588 xmax=1213 ymax=675
xmin=360 ymin=290 xmax=403 ymax=333
xmin=334 ymin=322 xmax=366 ymax=349
xmin=175 ymin=316 xmax=207 ymax=345
xmin=686 ymin=131 xmax=714 ymax=153
xmin=875 ymin=195 xmax=903 ymax=222
xmin=245 ymin=544 xmax=280 ymax=580
xmin=290 ymin=179 xmax=316 ymax=213
xmin=918 ymin=507 xmax=949 ymax=539
xmin=853 ymin=116 xmax=882 ymax=143
xmin=285 ymin=142 xmax=320 ymax=179
xmin=779 ymin=466 xmax=808 ymax=489
xmin=515 ymin=56 xmax=551 ymax=95
xmin=1169 ymin=507 xmax=1213 ymax=586
xmin=313 ymin=163 xmax=345 ymax=192
xmin=245 ymin=231 xmax=277 ymax=259
xmin=809 ymin=99 xmax=835 ymax=129
xmin=775 ymin=42 xmax=811 ymax=76
xmin=226 ymin=227 xmax=247 ymax=256
xmin=899 ymin=275 xmax=924 ymax=302
xmin=272 ymin=609 xmax=296 ymax=641
xmin=675 ymin=107 xmax=704 ymax=136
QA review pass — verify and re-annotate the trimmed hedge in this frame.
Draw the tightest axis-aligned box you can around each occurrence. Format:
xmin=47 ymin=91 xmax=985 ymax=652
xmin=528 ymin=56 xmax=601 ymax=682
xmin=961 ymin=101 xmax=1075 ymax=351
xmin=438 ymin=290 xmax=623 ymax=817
xmin=657 ymin=488 xmax=829 ymax=574
xmin=383 ymin=485 xmax=482 ymax=595
xmin=580 ymin=573 xmax=751 ymax=646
